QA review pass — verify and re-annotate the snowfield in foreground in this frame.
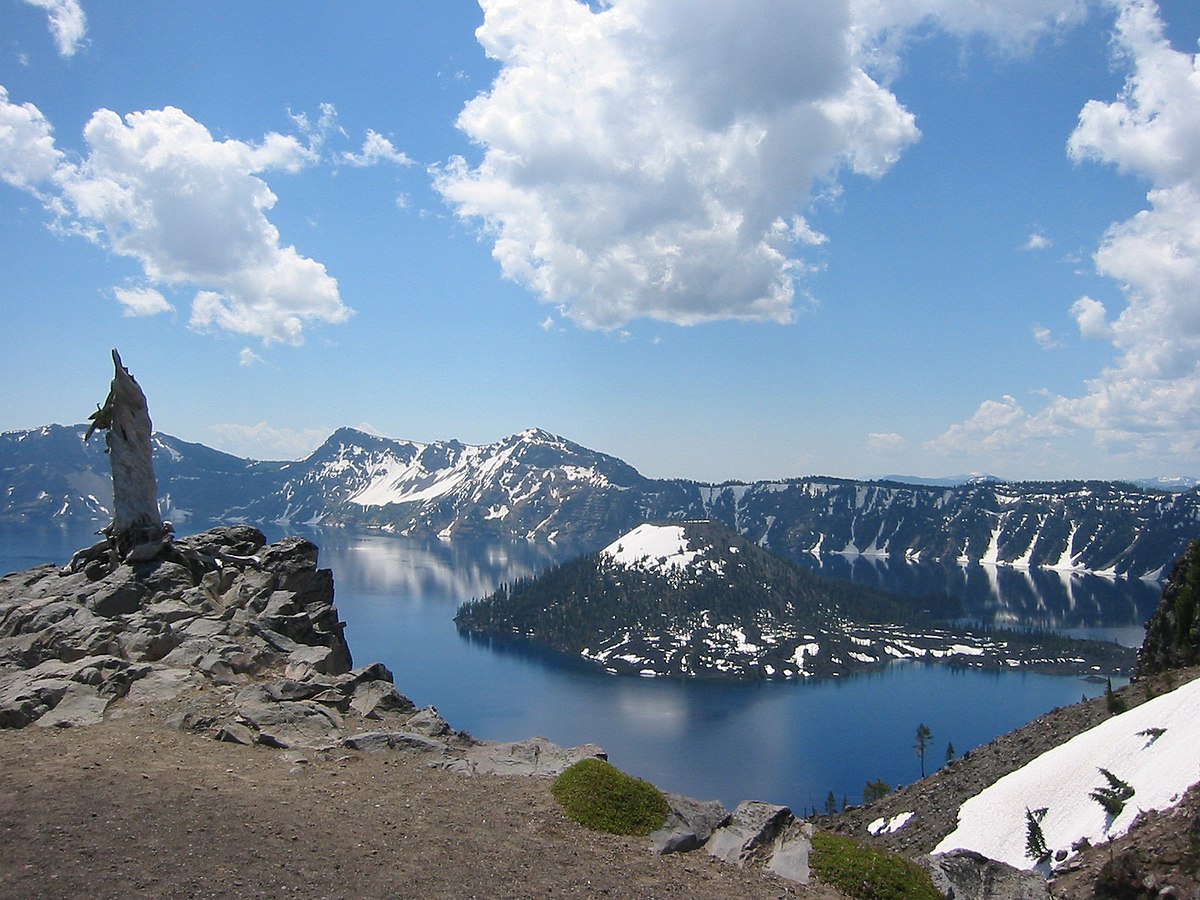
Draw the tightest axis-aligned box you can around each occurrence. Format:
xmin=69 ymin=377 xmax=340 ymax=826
xmin=935 ymin=676 xmax=1200 ymax=870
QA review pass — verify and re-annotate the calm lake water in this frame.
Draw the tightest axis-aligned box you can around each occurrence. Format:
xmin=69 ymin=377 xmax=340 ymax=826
xmin=0 ymin=522 xmax=1151 ymax=815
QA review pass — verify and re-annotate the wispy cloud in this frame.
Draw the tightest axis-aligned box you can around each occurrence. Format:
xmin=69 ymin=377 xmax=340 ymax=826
xmin=1023 ymin=231 xmax=1051 ymax=251
xmin=206 ymin=421 xmax=328 ymax=461
xmin=867 ymin=431 xmax=906 ymax=453
xmin=1032 ymin=324 xmax=1061 ymax=349
xmin=341 ymin=130 xmax=414 ymax=168
xmin=20 ymin=0 xmax=86 ymax=58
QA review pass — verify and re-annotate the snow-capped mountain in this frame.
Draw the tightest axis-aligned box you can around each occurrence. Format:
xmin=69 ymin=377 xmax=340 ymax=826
xmin=2 ymin=424 xmax=1198 ymax=579
xmin=455 ymin=521 xmax=1135 ymax=679
xmin=224 ymin=426 xmax=670 ymax=547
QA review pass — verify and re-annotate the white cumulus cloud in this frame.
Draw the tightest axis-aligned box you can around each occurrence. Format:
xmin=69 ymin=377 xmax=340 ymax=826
xmin=0 ymin=90 xmax=352 ymax=346
xmin=1071 ymin=295 xmax=1111 ymax=339
xmin=20 ymin=0 xmax=86 ymax=57
xmin=0 ymin=85 xmax=63 ymax=190
xmin=114 ymin=286 xmax=172 ymax=317
xmin=435 ymin=0 xmax=920 ymax=330
xmin=930 ymin=0 xmax=1200 ymax=472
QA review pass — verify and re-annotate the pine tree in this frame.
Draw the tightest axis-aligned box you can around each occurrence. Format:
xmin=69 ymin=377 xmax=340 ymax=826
xmin=914 ymin=723 xmax=933 ymax=778
xmin=824 ymin=790 xmax=838 ymax=815
xmin=1024 ymin=807 xmax=1050 ymax=865
xmin=945 ymin=741 xmax=956 ymax=763
xmin=862 ymin=778 xmax=891 ymax=805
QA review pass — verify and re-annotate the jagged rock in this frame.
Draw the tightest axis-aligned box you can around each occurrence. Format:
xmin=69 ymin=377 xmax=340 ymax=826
xmin=700 ymin=801 xmax=813 ymax=884
xmin=764 ymin=821 xmax=813 ymax=885
xmin=117 ymin=666 xmax=198 ymax=708
xmin=238 ymin=700 xmax=343 ymax=750
xmin=437 ymin=736 xmax=606 ymax=777
xmin=84 ymin=565 xmax=151 ymax=617
xmin=216 ymin=722 xmax=257 ymax=745
xmin=920 ymin=849 xmax=1052 ymax=900
xmin=706 ymin=801 xmax=795 ymax=866
xmin=350 ymin=680 xmax=415 ymax=719
xmin=650 ymin=793 xmax=730 ymax=854
xmin=404 ymin=706 xmax=453 ymax=736
xmin=34 ymin=682 xmax=112 ymax=728
xmin=344 ymin=730 xmax=450 ymax=754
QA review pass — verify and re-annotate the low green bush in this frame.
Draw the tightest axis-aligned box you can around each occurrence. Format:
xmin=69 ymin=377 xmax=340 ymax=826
xmin=810 ymin=831 xmax=941 ymax=900
xmin=551 ymin=758 xmax=669 ymax=836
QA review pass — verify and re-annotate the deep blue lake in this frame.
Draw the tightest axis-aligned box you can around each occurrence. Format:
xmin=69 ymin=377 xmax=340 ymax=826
xmin=0 ymin=522 xmax=1151 ymax=816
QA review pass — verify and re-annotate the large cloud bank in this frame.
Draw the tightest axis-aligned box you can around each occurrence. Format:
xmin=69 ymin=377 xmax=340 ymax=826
xmin=435 ymin=0 xmax=1087 ymax=332
xmin=0 ymin=87 xmax=352 ymax=346
xmin=435 ymin=0 xmax=922 ymax=330
xmin=930 ymin=0 xmax=1200 ymax=470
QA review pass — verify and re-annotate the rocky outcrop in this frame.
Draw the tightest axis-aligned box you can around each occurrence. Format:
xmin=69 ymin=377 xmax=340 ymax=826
xmin=919 ymin=849 xmax=1051 ymax=900
xmin=1137 ymin=538 xmax=1200 ymax=676
xmin=706 ymin=801 xmax=813 ymax=884
xmin=0 ymin=525 xmax=598 ymax=774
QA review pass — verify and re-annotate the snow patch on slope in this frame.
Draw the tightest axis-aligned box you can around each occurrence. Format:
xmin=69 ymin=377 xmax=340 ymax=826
xmin=602 ymin=523 xmax=711 ymax=574
xmin=935 ymin=677 xmax=1200 ymax=870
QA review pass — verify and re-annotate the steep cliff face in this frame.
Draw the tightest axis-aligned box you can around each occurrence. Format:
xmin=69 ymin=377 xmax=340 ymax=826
xmin=1137 ymin=538 xmax=1200 ymax=676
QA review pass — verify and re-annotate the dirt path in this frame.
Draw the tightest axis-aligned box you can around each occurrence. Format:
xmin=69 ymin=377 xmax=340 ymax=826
xmin=0 ymin=716 xmax=846 ymax=899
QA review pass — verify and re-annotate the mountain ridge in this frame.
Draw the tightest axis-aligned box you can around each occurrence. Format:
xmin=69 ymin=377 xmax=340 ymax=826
xmin=3 ymin=423 xmax=1197 ymax=579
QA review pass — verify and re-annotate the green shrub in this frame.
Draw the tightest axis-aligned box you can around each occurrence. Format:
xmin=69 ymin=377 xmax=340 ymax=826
xmin=551 ymin=758 xmax=669 ymax=836
xmin=810 ymin=831 xmax=941 ymax=900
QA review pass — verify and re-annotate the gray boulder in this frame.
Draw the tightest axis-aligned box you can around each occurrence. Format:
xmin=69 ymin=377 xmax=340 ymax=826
xmin=706 ymin=801 xmax=795 ymax=866
xmin=437 ymin=736 xmax=606 ymax=777
xmin=344 ymin=730 xmax=450 ymax=755
xmin=703 ymin=801 xmax=813 ymax=885
xmin=34 ymin=682 xmax=111 ymax=728
xmin=920 ymin=849 xmax=1052 ymax=900
xmin=238 ymin=699 xmax=343 ymax=750
xmin=650 ymin=793 xmax=730 ymax=854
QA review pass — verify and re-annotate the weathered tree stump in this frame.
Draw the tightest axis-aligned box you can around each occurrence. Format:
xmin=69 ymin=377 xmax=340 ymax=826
xmin=80 ymin=350 xmax=172 ymax=564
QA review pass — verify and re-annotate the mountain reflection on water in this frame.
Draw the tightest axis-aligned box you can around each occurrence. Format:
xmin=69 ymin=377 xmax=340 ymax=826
xmin=789 ymin=552 xmax=1159 ymax=648
xmin=292 ymin=527 xmax=1158 ymax=646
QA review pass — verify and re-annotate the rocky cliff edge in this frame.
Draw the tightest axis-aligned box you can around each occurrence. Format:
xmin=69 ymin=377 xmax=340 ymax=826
xmin=0 ymin=525 xmax=602 ymax=775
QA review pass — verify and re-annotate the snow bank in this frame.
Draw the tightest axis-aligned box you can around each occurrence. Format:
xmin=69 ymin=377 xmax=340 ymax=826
xmin=602 ymin=524 xmax=701 ymax=573
xmin=935 ymin=677 xmax=1200 ymax=870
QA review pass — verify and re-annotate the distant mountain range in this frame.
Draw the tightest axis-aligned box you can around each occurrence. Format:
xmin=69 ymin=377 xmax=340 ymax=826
xmin=3 ymin=423 xmax=1198 ymax=579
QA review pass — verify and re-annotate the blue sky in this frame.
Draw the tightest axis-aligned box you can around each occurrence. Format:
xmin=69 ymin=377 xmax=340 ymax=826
xmin=2 ymin=1 xmax=1199 ymax=483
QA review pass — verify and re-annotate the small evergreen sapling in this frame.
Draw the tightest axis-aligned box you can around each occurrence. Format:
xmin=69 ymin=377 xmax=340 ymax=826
xmin=1024 ymin=806 xmax=1051 ymax=865
xmin=1105 ymin=677 xmax=1126 ymax=714
xmin=1090 ymin=768 xmax=1135 ymax=818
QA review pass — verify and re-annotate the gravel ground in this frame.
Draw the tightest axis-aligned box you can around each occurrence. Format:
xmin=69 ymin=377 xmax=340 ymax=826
xmin=0 ymin=715 xmax=848 ymax=900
